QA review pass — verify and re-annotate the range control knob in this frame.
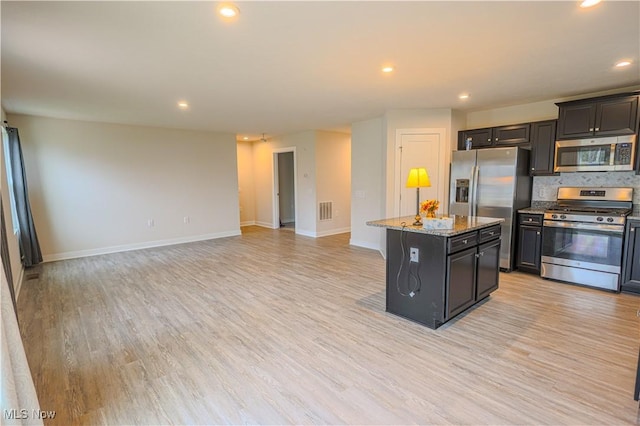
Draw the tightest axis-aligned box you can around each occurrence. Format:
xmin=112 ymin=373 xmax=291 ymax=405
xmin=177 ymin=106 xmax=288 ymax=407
xmin=607 ymin=217 xmax=614 ymax=223
xmin=560 ymin=214 xmax=566 ymax=220
xmin=596 ymin=217 xmax=604 ymax=222
xmin=551 ymin=214 xmax=558 ymax=219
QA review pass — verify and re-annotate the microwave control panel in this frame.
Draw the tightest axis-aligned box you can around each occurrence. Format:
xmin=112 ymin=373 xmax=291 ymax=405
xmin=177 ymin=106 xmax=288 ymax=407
xmin=614 ymin=143 xmax=633 ymax=165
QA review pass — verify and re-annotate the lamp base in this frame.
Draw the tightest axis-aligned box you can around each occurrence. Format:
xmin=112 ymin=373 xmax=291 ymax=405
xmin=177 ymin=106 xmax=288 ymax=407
xmin=413 ymin=214 xmax=422 ymax=226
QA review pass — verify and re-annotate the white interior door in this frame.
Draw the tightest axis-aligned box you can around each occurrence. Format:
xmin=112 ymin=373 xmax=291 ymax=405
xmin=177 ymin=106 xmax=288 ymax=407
xmin=394 ymin=129 xmax=448 ymax=218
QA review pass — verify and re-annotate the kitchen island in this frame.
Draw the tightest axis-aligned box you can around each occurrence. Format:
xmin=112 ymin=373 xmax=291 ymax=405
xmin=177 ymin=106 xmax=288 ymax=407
xmin=367 ymin=215 xmax=504 ymax=329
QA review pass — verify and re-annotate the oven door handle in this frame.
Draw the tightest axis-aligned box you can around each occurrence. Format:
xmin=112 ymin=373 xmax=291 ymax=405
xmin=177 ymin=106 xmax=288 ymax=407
xmin=543 ymin=220 xmax=625 ymax=234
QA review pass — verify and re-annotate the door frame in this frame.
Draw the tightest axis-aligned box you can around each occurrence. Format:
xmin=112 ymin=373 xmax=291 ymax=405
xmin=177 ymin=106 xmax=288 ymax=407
xmin=272 ymin=147 xmax=298 ymax=230
xmin=393 ymin=128 xmax=449 ymax=218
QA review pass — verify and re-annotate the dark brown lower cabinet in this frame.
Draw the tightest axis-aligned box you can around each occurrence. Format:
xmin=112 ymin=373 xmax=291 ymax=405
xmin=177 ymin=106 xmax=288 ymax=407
xmin=446 ymin=247 xmax=477 ymax=319
xmin=516 ymin=213 xmax=543 ymax=274
xmin=385 ymin=225 xmax=501 ymax=329
xmin=446 ymin=238 xmax=501 ymax=319
xmin=476 ymin=239 xmax=501 ymax=300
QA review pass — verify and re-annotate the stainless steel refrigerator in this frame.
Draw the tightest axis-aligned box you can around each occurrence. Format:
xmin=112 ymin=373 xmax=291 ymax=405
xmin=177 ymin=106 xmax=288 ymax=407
xmin=449 ymin=147 xmax=531 ymax=271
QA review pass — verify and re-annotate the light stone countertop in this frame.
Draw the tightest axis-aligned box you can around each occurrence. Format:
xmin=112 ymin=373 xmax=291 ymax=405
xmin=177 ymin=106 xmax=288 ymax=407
xmin=366 ymin=215 xmax=504 ymax=237
xmin=518 ymin=201 xmax=556 ymax=215
xmin=518 ymin=207 xmax=546 ymax=215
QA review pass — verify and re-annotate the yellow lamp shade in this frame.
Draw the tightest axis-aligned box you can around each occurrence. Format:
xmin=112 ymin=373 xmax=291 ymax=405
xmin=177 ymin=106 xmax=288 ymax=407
xmin=406 ymin=168 xmax=431 ymax=188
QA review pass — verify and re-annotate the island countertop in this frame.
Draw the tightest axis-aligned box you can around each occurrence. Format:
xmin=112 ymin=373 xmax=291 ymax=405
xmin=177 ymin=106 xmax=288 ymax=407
xmin=366 ymin=215 xmax=504 ymax=237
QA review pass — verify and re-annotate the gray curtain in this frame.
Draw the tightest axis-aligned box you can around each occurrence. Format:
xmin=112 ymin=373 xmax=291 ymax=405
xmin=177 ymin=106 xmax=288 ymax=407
xmin=5 ymin=127 xmax=42 ymax=267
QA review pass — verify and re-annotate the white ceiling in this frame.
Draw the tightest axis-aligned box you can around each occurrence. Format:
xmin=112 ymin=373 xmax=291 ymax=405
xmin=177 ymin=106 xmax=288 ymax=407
xmin=1 ymin=1 xmax=639 ymax=141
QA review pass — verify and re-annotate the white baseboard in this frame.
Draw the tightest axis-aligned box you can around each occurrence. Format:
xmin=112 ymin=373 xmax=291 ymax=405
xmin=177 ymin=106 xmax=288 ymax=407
xmin=42 ymin=230 xmax=242 ymax=262
xmin=349 ymin=239 xmax=385 ymax=259
xmin=349 ymin=239 xmax=381 ymax=251
xmin=294 ymin=229 xmax=316 ymax=237
xmin=240 ymin=220 xmax=256 ymax=227
xmin=315 ymin=227 xmax=351 ymax=238
xmin=255 ymin=221 xmax=277 ymax=229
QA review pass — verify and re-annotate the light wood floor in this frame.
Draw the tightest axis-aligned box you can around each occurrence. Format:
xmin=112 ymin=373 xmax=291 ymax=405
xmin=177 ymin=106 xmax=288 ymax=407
xmin=17 ymin=226 xmax=640 ymax=425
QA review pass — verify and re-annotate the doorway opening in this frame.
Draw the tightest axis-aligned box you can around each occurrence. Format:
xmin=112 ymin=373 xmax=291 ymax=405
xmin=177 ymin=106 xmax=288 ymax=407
xmin=273 ymin=149 xmax=297 ymax=231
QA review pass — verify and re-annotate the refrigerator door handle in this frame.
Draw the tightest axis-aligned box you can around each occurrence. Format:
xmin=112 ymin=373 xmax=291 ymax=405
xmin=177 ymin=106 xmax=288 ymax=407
xmin=467 ymin=166 xmax=474 ymax=216
xmin=471 ymin=165 xmax=479 ymax=216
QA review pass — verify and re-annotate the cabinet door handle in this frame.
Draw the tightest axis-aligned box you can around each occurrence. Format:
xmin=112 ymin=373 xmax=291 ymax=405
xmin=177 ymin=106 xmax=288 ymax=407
xmin=595 ymin=127 xmax=599 ymax=131
xmin=475 ymin=252 xmax=484 ymax=258
xmin=531 ymin=167 xmax=535 ymax=171
xmin=489 ymin=231 xmax=494 ymax=235
xmin=589 ymin=128 xmax=594 ymax=131
xmin=536 ymin=231 xmax=540 ymax=235
xmin=462 ymin=239 xmax=468 ymax=244
xmin=632 ymin=228 xmax=635 ymax=233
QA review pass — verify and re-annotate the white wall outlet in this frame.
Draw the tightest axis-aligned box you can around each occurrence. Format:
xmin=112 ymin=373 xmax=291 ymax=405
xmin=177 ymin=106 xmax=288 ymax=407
xmin=538 ymin=187 xmax=545 ymax=198
xmin=147 ymin=219 xmax=154 ymax=227
xmin=410 ymin=247 xmax=419 ymax=263
xmin=183 ymin=216 xmax=190 ymax=224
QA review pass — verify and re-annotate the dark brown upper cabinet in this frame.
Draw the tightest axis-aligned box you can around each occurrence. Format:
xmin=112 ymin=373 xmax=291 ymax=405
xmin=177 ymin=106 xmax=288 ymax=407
xmin=458 ymin=123 xmax=530 ymax=150
xmin=493 ymin=123 xmax=530 ymax=146
xmin=529 ymin=120 xmax=557 ymax=176
xmin=556 ymin=93 xmax=639 ymax=140
xmin=458 ymin=128 xmax=493 ymax=150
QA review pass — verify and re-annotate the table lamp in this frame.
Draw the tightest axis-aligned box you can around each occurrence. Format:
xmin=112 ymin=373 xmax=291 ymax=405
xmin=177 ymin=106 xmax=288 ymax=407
xmin=406 ymin=167 xmax=431 ymax=226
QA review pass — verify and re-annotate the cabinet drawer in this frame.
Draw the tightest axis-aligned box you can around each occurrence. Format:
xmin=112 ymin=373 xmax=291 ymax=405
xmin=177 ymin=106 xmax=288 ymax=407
xmin=519 ymin=214 xmax=542 ymax=226
xmin=479 ymin=225 xmax=501 ymax=243
xmin=448 ymin=231 xmax=478 ymax=254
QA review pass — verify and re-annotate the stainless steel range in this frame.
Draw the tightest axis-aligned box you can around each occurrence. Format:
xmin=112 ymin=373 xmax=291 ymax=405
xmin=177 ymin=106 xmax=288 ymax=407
xmin=541 ymin=187 xmax=633 ymax=291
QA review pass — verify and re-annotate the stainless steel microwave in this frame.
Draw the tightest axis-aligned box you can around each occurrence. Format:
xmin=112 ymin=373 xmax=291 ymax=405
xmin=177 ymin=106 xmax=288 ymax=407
xmin=554 ymin=135 xmax=636 ymax=172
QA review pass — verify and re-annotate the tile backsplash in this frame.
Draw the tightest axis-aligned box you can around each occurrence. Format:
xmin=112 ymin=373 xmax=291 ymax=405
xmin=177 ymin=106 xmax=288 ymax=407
xmin=532 ymin=171 xmax=640 ymax=204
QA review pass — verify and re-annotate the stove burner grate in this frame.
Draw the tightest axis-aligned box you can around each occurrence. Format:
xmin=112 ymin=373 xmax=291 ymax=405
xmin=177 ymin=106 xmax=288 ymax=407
xmin=546 ymin=206 xmax=631 ymax=216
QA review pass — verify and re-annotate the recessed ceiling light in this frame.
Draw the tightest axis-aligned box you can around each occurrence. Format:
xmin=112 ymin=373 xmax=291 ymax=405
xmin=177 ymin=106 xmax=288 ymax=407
xmin=218 ymin=3 xmax=240 ymax=18
xmin=459 ymin=94 xmax=470 ymax=100
xmin=382 ymin=66 xmax=394 ymax=73
xmin=243 ymin=136 xmax=249 ymax=140
xmin=580 ymin=0 xmax=601 ymax=8
xmin=178 ymin=101 xmax=189 ymax=110
xmin=615 ymin=60 xmax=632 ymax=68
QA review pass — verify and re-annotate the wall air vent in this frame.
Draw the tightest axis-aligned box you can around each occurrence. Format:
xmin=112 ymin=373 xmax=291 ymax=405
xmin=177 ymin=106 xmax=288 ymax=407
xmin=319 ymin=201 xmax=333 ymax=221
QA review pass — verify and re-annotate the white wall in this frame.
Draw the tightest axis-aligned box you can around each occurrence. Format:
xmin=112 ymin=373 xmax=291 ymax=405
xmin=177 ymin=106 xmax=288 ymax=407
xmin=9 ymin=114 xmax=240 ymax=261
xmin=465 ymin=85 xmax=640 ymax=129
xmin=0 ymin=109 xmax=24 ymax=296
xmin=465 ymin=100 xmax=558 ymax=128
xmin=252 ymin=131 xmax=316 ymax=235
xmin=349 ymin=109 xmax=457 ymax=254
xmin=251 ymin=130 xmax=352 ymax=238
xmin=237 ymin=141 xmax=256 ymax=226
xmin=350 ymin=117 xmax=385 ymax=251
xmin=315 ymin=131 xmax=351 ymax=237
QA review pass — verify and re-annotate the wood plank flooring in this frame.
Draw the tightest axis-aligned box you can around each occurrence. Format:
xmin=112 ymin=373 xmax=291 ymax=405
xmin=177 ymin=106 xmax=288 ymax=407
xmin=17 ymin=226 xmax=640 ymax=425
